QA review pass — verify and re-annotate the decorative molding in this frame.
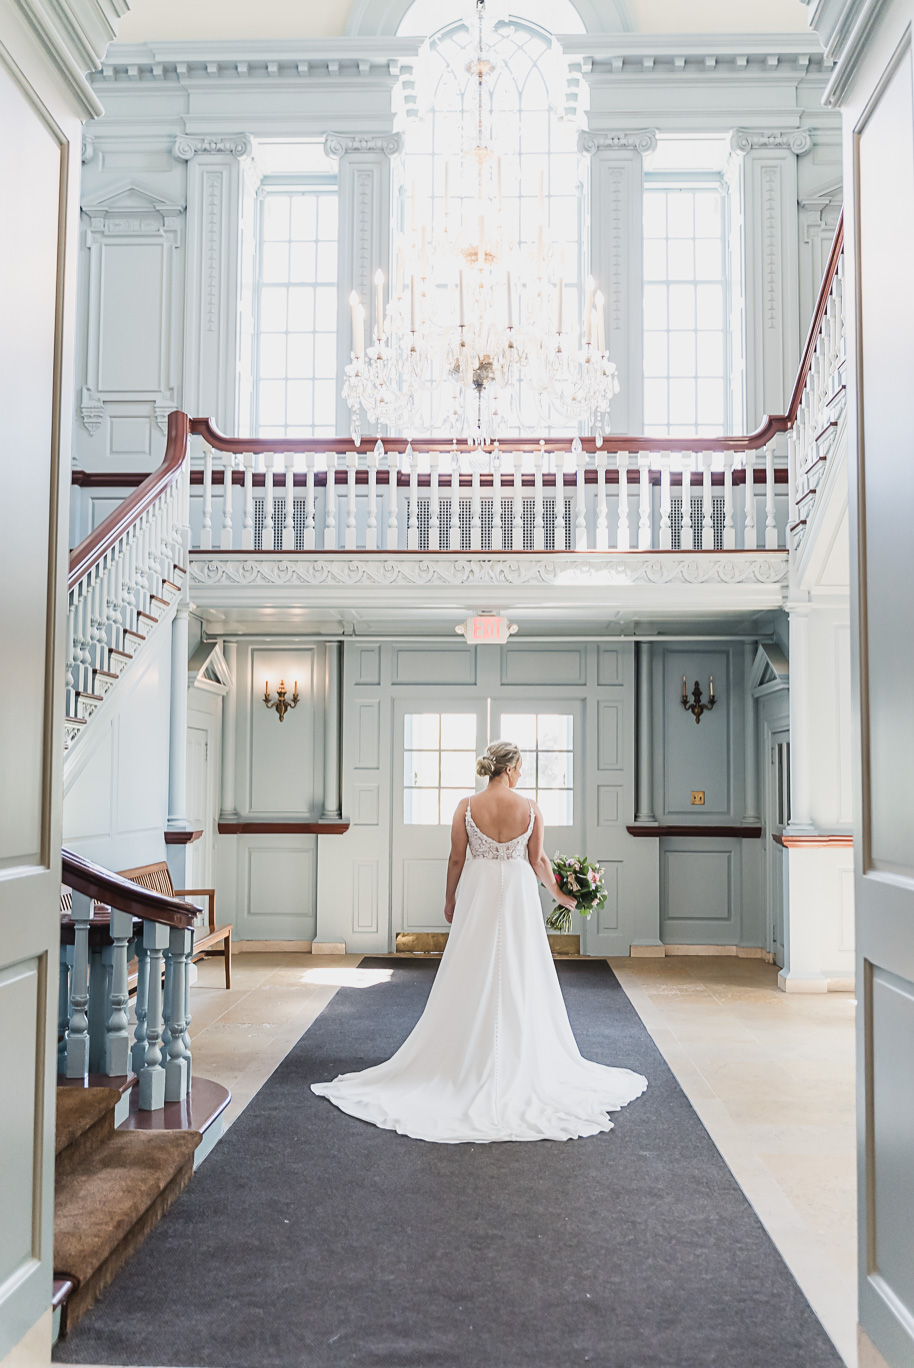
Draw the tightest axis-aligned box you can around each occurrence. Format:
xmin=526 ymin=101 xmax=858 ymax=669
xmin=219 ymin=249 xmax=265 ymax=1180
xmin=189 ymin=552 xmax=789 ymax=590
xmin=762 ymin=165 xmax=781 ymax=332
xmin=154 ymin=403 xmax=173 ymax=435
xmin=323 ymin=132 xmax=403 ymax=159
xmin=202 ymin=170 xmax=222 ymax=334
xmin=579 ymin=130 xmax=657 ymax=155
xmin=12 ymin=0 xmax=128 ymax=119
xmin=607 ymin=166 xmax=624 ymax=334
xmin=79 ymin=387 xmax=105 ymax=435
xmin=729 ymin=128 xmax=814 ymax=156
xmin=93 ymin=38 xmax=422 ymax=85
xmin=81 ymin=133 xmax=95 ymax=164
xmin=164 ymin=829 xmax=204 ymax=845
xmin=173 ymin=134 xmax=254 ymax=161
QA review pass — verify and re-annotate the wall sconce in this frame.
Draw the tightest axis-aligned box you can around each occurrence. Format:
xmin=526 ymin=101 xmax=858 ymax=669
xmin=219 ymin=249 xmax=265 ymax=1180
xmin=264 ymin=678 xmax=299 ymax=723
xmin=682 ymin=675 xmax=716 ymax=725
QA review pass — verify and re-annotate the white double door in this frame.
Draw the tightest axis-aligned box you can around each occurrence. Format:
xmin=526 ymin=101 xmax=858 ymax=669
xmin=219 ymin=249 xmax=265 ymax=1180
xmin=391 ymin=697 xmax=583 ymax=938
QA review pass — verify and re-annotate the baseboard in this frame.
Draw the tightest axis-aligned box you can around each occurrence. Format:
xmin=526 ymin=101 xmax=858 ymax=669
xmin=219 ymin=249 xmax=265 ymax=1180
xmin=233 ymin=940 xmax=314 ymax=952
xmin=312 ymin=941 xmax=347 ymax=955
xmin=631 ymin=944 xmax=772 ymax=960
xmin=778 ymin=969 xmax=854 ymax=994
xmin=1 ymin=1310 xmax=52 ymax=1367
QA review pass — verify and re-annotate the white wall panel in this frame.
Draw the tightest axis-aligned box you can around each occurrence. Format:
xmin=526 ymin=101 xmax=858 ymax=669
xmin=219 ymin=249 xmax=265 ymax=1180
xmin=403 ymin=858 xmax=447 ymax=930
xmin=662 ymin=844 xmax=737 ymax=937
xmin=393 ymin=647 xmax=477 ymax=685
xmin=597 ymin=701 xmax=621 ymax=770
xmin=249 ymin=648 xmax=315 ymax=813
xmin=353 ymin=860 xmax=379 ymax=934
xmin=501 ymin=647 xmax=586 ymax=686
xmin=597 ymin=785 xmax=621 ymax=826
xmin=244 ymin=842 xmax=316 ymax=939
xmin=0 ymin=959 xmax=40 ymax=1294
xmin=353 ymin=783 xmax=380 ymax=825
xmin=354 ymin=700 xmax=380 ymax=769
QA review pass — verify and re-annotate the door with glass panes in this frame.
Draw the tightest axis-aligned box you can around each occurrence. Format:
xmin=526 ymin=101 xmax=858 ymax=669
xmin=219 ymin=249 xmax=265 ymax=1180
xmin=392 ymin=702 xmax=488 ymax=936
xmin=490 ymin=703 xmax=584 ymax=924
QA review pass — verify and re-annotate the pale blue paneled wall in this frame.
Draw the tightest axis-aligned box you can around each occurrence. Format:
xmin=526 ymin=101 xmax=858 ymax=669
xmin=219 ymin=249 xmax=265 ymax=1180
xmin=651 ymin=642 xmax=763 ymax=947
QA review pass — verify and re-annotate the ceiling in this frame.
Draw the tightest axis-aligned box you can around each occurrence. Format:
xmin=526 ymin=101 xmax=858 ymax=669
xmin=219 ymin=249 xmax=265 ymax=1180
xmin=115 ymin=0 xmax=813 ymax=44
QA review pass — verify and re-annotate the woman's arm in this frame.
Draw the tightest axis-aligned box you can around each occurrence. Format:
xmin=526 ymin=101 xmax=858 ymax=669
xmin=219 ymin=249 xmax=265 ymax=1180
xmin=444 ymin=798 xmax=470 ymax=924
xmin=527 ymin=804 xmax=576 ymax=909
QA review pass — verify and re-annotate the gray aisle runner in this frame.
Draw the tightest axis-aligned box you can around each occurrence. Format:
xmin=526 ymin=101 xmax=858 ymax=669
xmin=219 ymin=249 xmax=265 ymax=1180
xmin=55 ymin=959 xmax=844 ymax=1368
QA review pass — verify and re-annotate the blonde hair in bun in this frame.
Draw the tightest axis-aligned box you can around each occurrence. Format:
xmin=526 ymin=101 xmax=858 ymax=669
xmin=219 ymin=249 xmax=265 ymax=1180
xmin=475 ymin=739 xmax=522 ymax=779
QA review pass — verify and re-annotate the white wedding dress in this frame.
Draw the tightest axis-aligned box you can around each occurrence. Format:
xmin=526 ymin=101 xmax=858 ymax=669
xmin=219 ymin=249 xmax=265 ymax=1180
xmin=311 ymin=801 xmax=648 ymax=1143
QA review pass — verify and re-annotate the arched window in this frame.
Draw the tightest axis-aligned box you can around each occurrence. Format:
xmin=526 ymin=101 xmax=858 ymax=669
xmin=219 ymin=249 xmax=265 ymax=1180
xmin=400 ymin=9 xmax=583 ymax=435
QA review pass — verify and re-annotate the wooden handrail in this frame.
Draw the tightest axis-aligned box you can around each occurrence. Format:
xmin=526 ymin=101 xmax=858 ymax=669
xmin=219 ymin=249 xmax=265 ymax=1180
xmin=62 ymin=847 xmax=197 ymax=929
xmin=188 ymin=213 xmax=844 ymax=459
xmin=68 ymin=410 xmax=189 ymax=591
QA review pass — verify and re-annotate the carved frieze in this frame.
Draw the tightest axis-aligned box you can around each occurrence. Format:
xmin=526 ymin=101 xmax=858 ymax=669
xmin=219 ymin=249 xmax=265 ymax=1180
xmin=190 ymin=553 xmax=789 ymax=591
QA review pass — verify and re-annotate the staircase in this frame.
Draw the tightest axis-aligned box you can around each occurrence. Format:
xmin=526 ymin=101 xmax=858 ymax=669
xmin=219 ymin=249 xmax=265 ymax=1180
xmin=53 ymin=1086 xmax=199 ymax=1335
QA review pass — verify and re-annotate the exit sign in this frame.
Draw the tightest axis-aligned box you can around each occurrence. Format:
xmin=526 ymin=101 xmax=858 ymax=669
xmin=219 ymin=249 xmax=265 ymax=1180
xmin=460 ymin=615 xmax=515 ymax=645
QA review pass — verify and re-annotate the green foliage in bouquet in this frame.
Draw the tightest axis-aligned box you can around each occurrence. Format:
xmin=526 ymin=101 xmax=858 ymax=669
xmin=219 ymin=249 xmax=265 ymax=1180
xmin=545 ymin=854 xmax=608 ymax=935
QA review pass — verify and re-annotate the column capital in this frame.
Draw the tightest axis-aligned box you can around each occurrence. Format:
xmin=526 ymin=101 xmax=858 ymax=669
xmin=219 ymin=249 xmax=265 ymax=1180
xmin=578 ymin=129 xmax=657 ymax=156
xmin=173 ymin=134 xmax=254 ymax=162
xmin=728 ymin=128 xmax=813 ymax=157
xmin=323 ymin=131 xmax=403 ymax=160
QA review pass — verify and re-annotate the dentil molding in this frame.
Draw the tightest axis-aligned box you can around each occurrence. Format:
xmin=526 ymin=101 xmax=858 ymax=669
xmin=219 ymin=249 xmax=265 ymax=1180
xmin=578 ymin=130 xmax=658 ymax=156
xmin=324 ymin=132 xmax=404 ymax=159
xmin=729 ymin=129 xmax=814 ymax=157
xmin=190 ymin=553 xmax=789 ymax=591
xmin=173 ymin=135 xmax=254 ymax=161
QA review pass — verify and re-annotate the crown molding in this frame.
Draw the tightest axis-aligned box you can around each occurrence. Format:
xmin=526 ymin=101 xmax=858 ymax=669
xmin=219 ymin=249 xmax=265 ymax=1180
xmin=92 ymin=37 xmax=424 ymax=85
xmin=12 ymin=0 xmax=129 ymax=118
xmin=563 ymin=31 xmax=831 ymax=78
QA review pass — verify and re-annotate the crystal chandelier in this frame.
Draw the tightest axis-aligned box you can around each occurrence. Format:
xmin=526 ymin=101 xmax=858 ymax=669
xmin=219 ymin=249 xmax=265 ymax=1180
xmin=343 ymin=0 xmax=619 ymax=448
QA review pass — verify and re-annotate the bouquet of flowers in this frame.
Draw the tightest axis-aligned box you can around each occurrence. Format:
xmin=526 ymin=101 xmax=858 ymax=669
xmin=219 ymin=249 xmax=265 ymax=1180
xmin=545 ymin=854 xmax=607 ymax=934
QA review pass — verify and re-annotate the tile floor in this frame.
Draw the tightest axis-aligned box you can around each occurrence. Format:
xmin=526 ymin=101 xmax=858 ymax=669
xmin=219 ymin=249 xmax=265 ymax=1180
xmin=72 ymin=950 xmax=858 ymax=1368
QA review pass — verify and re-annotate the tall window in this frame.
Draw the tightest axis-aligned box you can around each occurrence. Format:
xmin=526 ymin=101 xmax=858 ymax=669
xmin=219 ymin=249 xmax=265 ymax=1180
xmin=402 ymin=15 xmax=581 ymax=435
xmin=255 ymin=183 xmax=338 ymax=437
xmin=642 ymin=141 xmax=731 ymax=438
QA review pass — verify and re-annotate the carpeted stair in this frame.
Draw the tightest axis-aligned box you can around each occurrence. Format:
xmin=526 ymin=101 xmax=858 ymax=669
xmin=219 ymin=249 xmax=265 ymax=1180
xmin=54 ymin=1087 xmax=200 ymax=1335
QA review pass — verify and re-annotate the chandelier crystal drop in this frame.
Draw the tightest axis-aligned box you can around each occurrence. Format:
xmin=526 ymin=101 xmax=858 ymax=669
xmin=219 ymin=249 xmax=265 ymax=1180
xmin=343 ymin=0 xmax=619 ymax=448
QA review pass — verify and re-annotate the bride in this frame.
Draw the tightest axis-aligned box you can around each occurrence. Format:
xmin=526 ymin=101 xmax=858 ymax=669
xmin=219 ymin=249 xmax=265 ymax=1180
xmin=312 ymin=740 xmax=647 ymax=1143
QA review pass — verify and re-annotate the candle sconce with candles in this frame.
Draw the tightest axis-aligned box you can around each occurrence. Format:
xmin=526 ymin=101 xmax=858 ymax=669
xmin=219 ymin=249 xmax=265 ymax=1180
xmin=682 ymin=675 xmax=716 ymax=725
xmin=264 ymin=678 xmax=299 ymax=723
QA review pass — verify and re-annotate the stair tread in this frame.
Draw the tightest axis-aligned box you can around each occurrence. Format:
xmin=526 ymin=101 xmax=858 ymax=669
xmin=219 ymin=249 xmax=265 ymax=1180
xmin=64 ymin=716 xmax=87 ymax=726
xmin=56 ymin=1088 xmax=116 ymax=1156
xmin=54 ymin=1130 xmax=200 ymax=1285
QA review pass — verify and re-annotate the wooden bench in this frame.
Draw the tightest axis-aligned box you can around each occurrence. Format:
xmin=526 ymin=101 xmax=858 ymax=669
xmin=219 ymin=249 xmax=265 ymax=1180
xmin=118 ymin=862 xmax=232 ymax=988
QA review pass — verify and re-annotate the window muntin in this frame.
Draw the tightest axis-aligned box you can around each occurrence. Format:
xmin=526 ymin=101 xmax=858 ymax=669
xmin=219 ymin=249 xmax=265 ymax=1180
xmin=256 ymin=185 xmax=338 ymax=438
xmin=404 ymin=713 xmax=477 ymax=824
xmin=402 ymin=18 xmax=581 ymax=437
xmin=643 ymin=181 xmax=729 ymax=438
xmin=499 ymin=712 xmax=573 ymax=825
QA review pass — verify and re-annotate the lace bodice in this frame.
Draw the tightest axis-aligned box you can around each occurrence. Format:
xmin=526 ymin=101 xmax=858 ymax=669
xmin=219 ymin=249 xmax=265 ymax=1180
xmin=465 ymin=800 xmax=534 ymax=861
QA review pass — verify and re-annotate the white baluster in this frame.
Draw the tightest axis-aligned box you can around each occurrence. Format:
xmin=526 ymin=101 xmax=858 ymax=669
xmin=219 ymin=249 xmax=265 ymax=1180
xmin=786 ymin=427 xmax=798 ymax=549
xmin=165 ymin=926 xmax=192 ymax=1101
xmin=346 ymin=451 xmax=358 ymax=550
xmin=104 ymin=908 xmax=133 ymax=1078
xmin=284 ymin=454 xmax=295 ymax=550
xmin=595 ymin=450 xmax=609 ymax=552
xmin=407 ymin=444 xmax=420 ymax=551
xmin=65 ymin=600 xmax=76 ymax=696
xmin=554 ymin=452 xmax=566 ymax=550
xmin=304 ymin=453 xmax=316 ymax=550
xmin=533 ymin=446 xmax=544 ymax=551
xmin=574 ymin=439 xmax=587 ymax=551
xmin=65 ymin=890 xmax=91 ymax=1077
xmin=512 ymin=452 xmax=523 ymax=551
xmin=264 ymin=453 xmax=275 ymax=551
xmin=220 ymin=450 xmax=234 ymax=548
xmin=367 ymin=445 xmax=379 ymax=551
xmin=743 ymin=451 xmax=757 ymax=548
xmin=492 ymin=450 xmax=503 ymax=551
xmin=324 ymin=453 xmax=337 ymax=550
xmin=449 ymin=450 xmax=461 ymax=551
xmin=138 ymin=920 xmax=169 ymax=1111
xmin=240 ymin=453 xmax=254 ymax=549
xmin=723 ymin=453 xmax=735 ymax=549
xmin=201 ymin=443 xmax=213 ymax=550
xmin=386 ymin=448 xmax=399 ymax=550
xmin=429 ymin=452 xmax=440 ymax=550
xmin=659 ymin=455 xmax=672 ymax=550
xmin=471 ymin=466 xmax=482 ymax=551
xmin=702 ymin=452 xmax=714 ymax=551
xmin=765 ymin=443 xmax=778 ymax=549
xmin=681 ymin=456 xmax=693 ymax=551
xmin=638 ymin=452 xmax=652 ymax=551
xmin=616 ymin=453 xmax=630 ymax=551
